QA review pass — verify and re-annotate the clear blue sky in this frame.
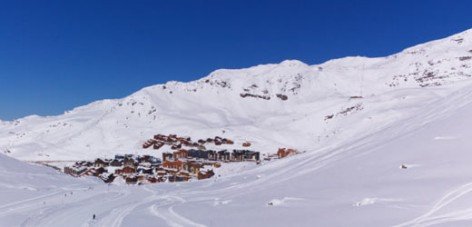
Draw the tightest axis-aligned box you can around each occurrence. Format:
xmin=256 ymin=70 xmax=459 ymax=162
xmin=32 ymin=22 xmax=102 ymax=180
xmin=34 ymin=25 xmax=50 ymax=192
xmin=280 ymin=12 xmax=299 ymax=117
xmin=1 ymin=0 xmax=471 ymax=120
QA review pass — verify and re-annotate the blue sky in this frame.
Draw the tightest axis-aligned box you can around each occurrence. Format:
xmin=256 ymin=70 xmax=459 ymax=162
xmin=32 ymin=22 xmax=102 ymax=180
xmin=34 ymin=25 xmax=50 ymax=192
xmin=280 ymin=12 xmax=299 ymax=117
xmin=1 ymin=0 xmax=472 ymax=120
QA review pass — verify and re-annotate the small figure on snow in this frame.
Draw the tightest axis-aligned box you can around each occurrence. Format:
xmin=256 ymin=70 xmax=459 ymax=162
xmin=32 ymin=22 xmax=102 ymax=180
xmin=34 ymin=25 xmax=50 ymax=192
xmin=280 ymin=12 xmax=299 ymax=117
xmin=92 ymin=214 xmax=96 ymax=220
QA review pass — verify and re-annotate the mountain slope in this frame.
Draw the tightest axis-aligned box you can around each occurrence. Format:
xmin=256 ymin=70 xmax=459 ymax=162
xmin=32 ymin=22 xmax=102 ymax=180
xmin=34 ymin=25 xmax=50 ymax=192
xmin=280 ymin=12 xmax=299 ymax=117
xmin=1 ymin=29 xmax=472 ymax=162
xmin=1 ymin=29 xmax=472 ymax=226
xmin=2 ymin=69 xmax=472 ymax=226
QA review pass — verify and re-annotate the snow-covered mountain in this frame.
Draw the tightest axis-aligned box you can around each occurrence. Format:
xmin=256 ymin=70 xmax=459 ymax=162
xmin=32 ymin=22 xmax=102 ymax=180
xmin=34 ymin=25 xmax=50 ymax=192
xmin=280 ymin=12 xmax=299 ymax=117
xmin=1 ymin=29 xmax=472 ymax=226
xmin=2 ymin=29 xmax=472 ymax=162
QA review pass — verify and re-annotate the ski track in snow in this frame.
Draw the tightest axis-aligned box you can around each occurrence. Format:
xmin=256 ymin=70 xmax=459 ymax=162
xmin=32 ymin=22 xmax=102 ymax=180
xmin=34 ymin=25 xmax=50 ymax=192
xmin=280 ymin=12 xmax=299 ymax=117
xmin=20 ymin=190 xmax=129 ymax=227
xmin=0 ymin=190 xmax=63 ymax=216
xmin=149 ymin=196 xmax=206 ymax=227
xmin=396 ymin=182 xmax=472 ymax=226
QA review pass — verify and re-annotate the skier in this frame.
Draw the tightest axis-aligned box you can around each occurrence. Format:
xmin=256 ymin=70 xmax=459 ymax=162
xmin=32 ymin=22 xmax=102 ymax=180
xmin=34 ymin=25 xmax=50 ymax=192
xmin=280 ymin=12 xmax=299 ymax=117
xmin=93 ymin=214 xmax=96 ymax=220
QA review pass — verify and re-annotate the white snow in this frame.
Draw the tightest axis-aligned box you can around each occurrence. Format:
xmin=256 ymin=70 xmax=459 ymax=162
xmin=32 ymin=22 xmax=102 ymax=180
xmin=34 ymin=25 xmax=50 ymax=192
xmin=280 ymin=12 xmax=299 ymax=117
xmin=0 ymin=28 xmax=472 ymax=226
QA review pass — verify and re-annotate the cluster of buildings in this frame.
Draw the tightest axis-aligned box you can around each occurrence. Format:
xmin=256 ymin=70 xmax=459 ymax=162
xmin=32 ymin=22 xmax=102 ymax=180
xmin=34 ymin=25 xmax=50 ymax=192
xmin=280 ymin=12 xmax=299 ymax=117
xmin=63 ymin=148 xmax=262 ymax=185
xmin=61 ymin=132 xmax=298 ymax=185
xmin=142 ymin=134 xmax=236 ymax=151
xmin=63 ymin=153 xmax=219 ymax=184
xmin=163 ymin=148 xmax=260 ymax=163
xmin=64 ymin=154 xmax=160 ymax=184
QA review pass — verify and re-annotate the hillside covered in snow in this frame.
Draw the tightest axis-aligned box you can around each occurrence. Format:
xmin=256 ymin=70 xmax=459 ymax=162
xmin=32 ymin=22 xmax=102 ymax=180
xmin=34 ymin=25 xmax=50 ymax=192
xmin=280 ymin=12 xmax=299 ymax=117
xmin=1 ymin=29 xmax=472 ymax=226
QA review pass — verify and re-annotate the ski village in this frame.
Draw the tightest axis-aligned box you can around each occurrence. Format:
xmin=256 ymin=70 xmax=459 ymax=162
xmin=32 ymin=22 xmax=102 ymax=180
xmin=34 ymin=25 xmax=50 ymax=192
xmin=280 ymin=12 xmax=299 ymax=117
xmin=61 ymin=133 xmax=298 ymax=185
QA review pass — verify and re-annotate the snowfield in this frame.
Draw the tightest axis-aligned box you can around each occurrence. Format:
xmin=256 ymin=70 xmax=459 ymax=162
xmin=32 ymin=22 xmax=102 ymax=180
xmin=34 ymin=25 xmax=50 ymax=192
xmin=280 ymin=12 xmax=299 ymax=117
xmin=1 ymin=29 xmax=472 ymax=226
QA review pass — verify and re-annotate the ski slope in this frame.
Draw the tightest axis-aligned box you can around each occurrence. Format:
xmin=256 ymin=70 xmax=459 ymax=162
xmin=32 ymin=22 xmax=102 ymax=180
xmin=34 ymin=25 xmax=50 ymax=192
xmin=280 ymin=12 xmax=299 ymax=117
xmin=0 ymin=29 xmax=472 ymax=226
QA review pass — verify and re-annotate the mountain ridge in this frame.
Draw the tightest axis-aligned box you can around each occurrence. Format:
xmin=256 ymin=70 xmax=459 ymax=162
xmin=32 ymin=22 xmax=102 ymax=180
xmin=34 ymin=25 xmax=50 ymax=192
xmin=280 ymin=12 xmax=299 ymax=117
xmin=2 ymin=28 xmax=471 ymax=123
xmin=0 ymin=28 xmax=471 ymax=162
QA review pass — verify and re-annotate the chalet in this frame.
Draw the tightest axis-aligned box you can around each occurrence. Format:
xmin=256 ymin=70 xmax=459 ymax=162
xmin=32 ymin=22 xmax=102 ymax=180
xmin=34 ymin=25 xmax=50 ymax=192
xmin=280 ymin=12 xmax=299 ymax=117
xmin=76 ymin=161 xmax=93 ymax=167
xmin=198 ymin=169 xmax=215 ymax=180
xmin=125 ymin=176 xmax=138 ymax=184
xmin=181 ymin=140 xmax=191 ymax=146
xmin=214 ymin=137 xmax=223 ymax=145
xmin=225 ymin=139 xmax=234 ymax=145
xmin=197 ymin=139 xmax=206 ymax=144
xmin=208 ymin=150 xmax=217 ymax=161
xmin=183 ymin=136 xmax=191 ymax=141
xmin=154 ymin=134 xmax=166 ymax=141
xmin=157 ymin=176 xmax=166 ymax=182
xmin=173 ymin=149 xmax=188 ymax=159
xmin=162 ymin=152 xmax=173 ymax=162
xmin=156 ymin=169 xmax=167 ymax=177
xmin=137 ymin=167 xmax=153 ymax=175
xmin=115 ymin=166 xmax=136 ymax=175
xmin=94 ymin=158 xmax=109 ymax=168
xmin=206 ymin=138 xmax=214 ymax=143
xmin=101 ymin=173 xmax=116 ymax=183
xmin=169 ymin=174 xmax=188 ymax=182
xmin=231 ymin=150 xmax=245 ymax=161
xmin=277 ymin=148 xmax=297 ymax=158
xmin=139 ymin=161 xmax=152 ymax=168
xmin=148 ymin=157 xmax=162 ymax=166
xmin=232 ymin=150 xmax=260 ymax=161
xmin=168 ymin=175 xmax=177 ymax=182
xmin=123 ymin=157 xmax=137 ymax=167
xmin=184 ymin=161 xmax=203 ymax=174
xmin=242 ymin=142 xmax=251 ymax=147
xmin=165 ymin=168 xmax=179 ymax=175
xmin=177 ymin=171 xmax=191 ymax=181
xmin=110 ymin=159 xmax=123 ymax=167
xmin=93 ymin=167 xmax=108 ymax=176
xmin=153 ymin=142 xmax=164 ymax=150
xmin=243 ymin=150 xmax=260 ymax=161
xmin=171 ymin=143 xmax=182 ymax=150
xmin=142 ymin=139 xmax=157 ymax=149
xmin=147 ymin=176 xmax=158 ymax=183
xmin=83 ymin=167 xmax=99 ymax=176
xmin=166 ymin=137 xmax=175 ymax=143
xmin=162 ymin=160 xmax=184 ymax=170
xmin=188 ymin=149 xmax=209 ymax=159
xmin=139 ymin=155 xmax=152 ymax=162
xmin=217 ymin=150 xmax=230 ymax=161
xmin=137 ymin=155 xmax=159 ymax=164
